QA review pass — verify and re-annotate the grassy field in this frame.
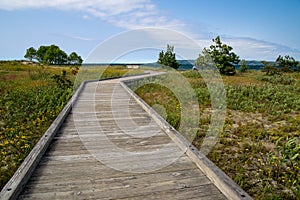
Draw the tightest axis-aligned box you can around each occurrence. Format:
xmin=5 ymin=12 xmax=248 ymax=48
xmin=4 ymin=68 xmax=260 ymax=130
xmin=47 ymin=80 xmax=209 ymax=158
xmin=135 ymin=70 xmax=300 ymax=199
xmin=0 ymin=61 xmax=145 ymax=190
xmin=1 ymin=61 xmax=299 ymax=198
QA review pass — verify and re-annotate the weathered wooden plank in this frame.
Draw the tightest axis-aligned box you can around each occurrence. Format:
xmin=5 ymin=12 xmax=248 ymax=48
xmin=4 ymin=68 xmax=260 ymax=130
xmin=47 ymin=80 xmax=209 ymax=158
xmin=19 ymin=190 xmax=225 ymax=200
xmin=67 ymin=115 xmax=152 ymax=123
xmin=19 ymin=177 xmax=216 ymax=200
xmin=37 ymin=154 xmax=195 ymax=169
xmin=49 ymin=136 xmax=172 ymax=148
xmin=54 ymin=129 xmax=165 ymax=137
xmin=52 ymin=133 xmax=170 ymax=142
xmin=19 ymin=187 xmax=226 ymax=200
xmin=29 ymin=165 xmax=200 ymax=187
xmin=115 ymin=185 xmax=226 ymax=200
xmin=55 ymin=129 xmax=165 ymax=138
xmin=22 ymin=168 xmax=208 ymax=193
xmin=44 ymin=140 xmax=176 ymax=156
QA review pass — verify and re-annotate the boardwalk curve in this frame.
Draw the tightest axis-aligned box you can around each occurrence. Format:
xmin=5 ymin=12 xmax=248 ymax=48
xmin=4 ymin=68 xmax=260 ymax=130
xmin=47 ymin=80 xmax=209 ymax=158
xmin=1 ymin=73 xmax=252 ymax=200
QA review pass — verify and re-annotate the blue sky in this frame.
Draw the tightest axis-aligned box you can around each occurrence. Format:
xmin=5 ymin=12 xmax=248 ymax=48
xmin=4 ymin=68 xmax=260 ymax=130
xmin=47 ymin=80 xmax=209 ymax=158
xmin=0 ymin=0 xmax=300 ymax=62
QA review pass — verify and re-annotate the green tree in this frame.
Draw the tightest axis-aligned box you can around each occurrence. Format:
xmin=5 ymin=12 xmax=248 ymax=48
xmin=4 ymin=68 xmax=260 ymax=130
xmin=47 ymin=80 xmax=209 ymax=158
xmin=204 ymin=36 xmax=240 ymax=75
xmin=262 ymin=61 xmax=278 ymax=75
xmin=157 ymin=45 xmax=180 ymax=69
xmin=158 ymin=51 xmax=164 ymax=65
xmin=24 ymin=47 xmax=36 ymax=61
xmin=68 ymin=52 xmax=83 ymax=65
xmin=43 ymin=45 xmax=68 ymax=65
xmin=276 ymin=55 xmax=299 ymax=72
xmin=239 ymin=59 xmax=249 ymax=73
xmin=32 ymin=45 xmax=82 ymax=65
xmin=36 ymin=46 xmax=50 ymax=63
xmin=195 ymin=50 xmax=214 ymax=70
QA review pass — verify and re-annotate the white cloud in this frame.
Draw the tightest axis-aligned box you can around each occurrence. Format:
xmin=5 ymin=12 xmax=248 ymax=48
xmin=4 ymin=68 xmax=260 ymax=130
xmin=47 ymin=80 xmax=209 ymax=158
xmin=223 ymin=37 xmax=300 ymax=60
xmin=0 ymin=0 xmax=184 ymax=30
xmin=82 ymin=15 xmax=90 ymax=20
xmin=68 ymin=35 xmax=95 ymax=41
xmin=195 ymin=36 xmax=300 ymax=60
xmin=52 ymin=33 xmax=95 ymax=41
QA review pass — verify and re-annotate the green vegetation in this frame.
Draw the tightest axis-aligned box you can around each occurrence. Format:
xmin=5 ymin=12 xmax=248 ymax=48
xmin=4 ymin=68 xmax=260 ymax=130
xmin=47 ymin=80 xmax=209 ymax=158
xmin=24 ymin=47 xmax=36 ymax=61
xmin=262 ymin=55 xmax=299 ymax=76
xmin=259 ymin=73 xmax=296 ymax=85
xmin=240 ymin=59 xmax=249 ymax=73
xmin=199 ymin=36 xmax=240 ymax=75
xmin=0 ymin=62 xmax=74 ymax=189
xmin=0 ymin=62 xmax=145 ymax=190
xmin=135 ymin=83 xmax=181 ymax=129
xmin=261 ymin=60 xmax=278 ymax=76
xmin=25 ymin=45 xmax=83 ymax=65
xmin=74 ymin=65 xmax=146 ymax=87
xmin=101 ymin=65 xmax=145 ymax=79
xmin=135 ymin=70 xmax=300 ymax=199
xmin=157 ymin=44 xmax=180 ymax=69
xmin=276 ymin=55 xmax=299 ymax=72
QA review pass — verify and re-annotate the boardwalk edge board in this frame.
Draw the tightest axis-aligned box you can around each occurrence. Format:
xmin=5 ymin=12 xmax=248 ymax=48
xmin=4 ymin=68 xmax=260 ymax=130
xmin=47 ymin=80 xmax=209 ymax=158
xmin=120 ymin=76 xmax=252 ymax=200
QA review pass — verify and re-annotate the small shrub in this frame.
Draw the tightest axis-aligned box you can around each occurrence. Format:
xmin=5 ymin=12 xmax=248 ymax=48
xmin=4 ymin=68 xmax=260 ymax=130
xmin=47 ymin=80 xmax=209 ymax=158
xmin=240 ymin=60 xmax=249 ymax=73
xmin=260 ymin=74 xmax=296 ymax=85
xmin=181 ymin=70 xmax=202 ymax=78
xmin=51 ymin=70 xmax=72 ymax=88
xmin=255 ymin=137 xmax=300 ymax=199
xmin=262 ymin=61 xmax=279 ymax=76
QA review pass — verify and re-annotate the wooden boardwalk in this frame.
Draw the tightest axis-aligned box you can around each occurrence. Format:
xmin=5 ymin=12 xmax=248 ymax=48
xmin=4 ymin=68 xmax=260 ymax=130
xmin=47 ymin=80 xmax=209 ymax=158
xmin=1 ymin=74 xmax=251 ymax=200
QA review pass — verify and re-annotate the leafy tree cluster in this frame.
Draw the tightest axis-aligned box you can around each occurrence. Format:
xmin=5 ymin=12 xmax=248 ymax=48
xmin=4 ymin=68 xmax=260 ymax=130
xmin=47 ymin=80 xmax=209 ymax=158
xmin=157 ymin=36 xmax=299 ymax=77
xmin=157 ymin=37 xmax=239 ymax=75
xmin=24 ymin=45 xmax=83 ymax=65
xmin=262 ymin=55 xmax=299 ymax=76
xmin=275 ymin=55 xmax=299 ymax=72
xmin=157 ymin=45 xmax=180 ymax=69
